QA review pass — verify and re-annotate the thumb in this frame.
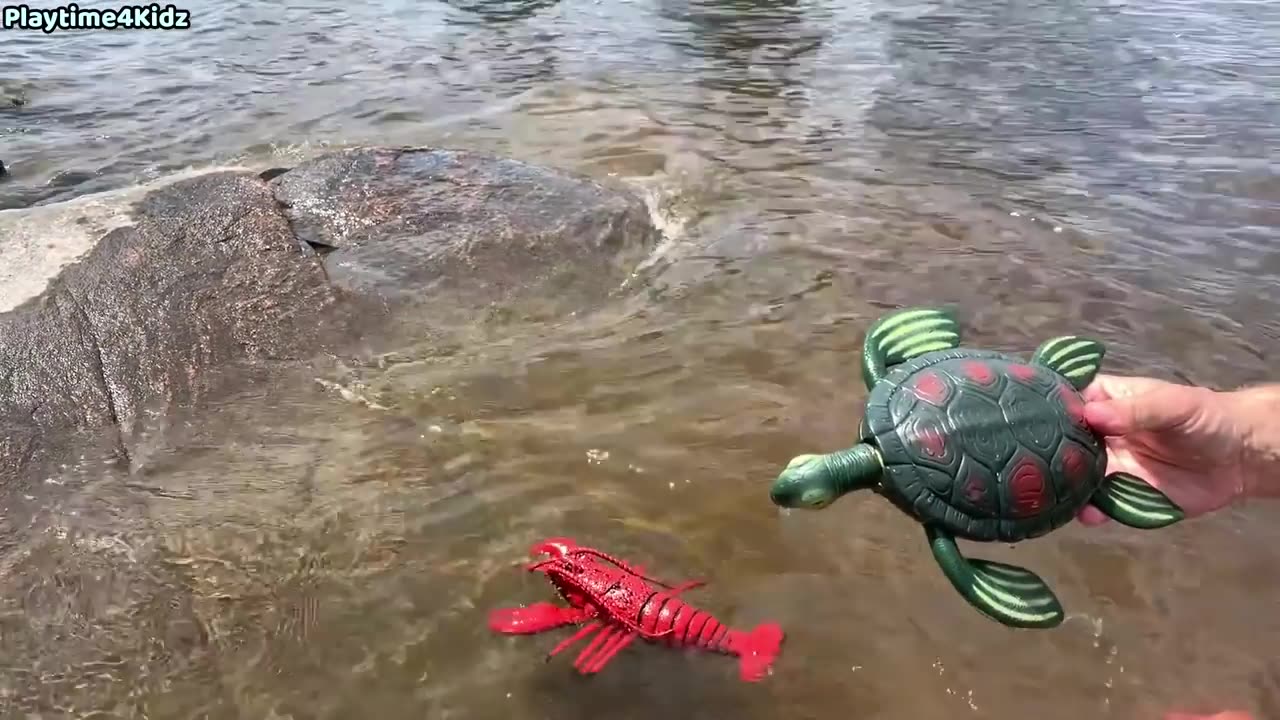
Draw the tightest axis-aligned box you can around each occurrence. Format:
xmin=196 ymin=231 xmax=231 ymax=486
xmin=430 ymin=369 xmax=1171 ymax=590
xmin=1084 ymin=384 xmax=1200 ymax=437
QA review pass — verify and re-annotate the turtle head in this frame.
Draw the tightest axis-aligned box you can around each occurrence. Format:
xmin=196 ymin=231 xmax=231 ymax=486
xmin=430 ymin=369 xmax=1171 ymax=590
xmin=769 ymin=444 xmax=883 ymax=510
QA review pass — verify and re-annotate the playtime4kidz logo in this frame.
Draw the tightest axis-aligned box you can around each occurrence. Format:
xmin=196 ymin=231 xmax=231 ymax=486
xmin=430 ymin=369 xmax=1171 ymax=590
xmin=2 ymin=3 xmax=191 ymax=31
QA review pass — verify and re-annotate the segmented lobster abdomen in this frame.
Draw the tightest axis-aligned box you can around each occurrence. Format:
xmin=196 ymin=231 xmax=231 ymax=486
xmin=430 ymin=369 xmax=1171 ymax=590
xmin=635 ymin=591 xmax=734 ymax=652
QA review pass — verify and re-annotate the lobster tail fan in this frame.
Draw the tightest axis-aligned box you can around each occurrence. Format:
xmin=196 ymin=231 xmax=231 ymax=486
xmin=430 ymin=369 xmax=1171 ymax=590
xmin=736 ymin=623 xmax=784 ymax=682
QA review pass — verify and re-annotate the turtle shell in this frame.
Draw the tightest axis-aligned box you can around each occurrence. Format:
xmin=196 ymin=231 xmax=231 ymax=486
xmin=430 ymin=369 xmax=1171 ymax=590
xmin=862 ymin=348 xmax=1106 ymax=543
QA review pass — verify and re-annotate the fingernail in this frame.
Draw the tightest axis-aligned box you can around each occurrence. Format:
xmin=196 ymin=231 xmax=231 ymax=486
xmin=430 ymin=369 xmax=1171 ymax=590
xmin=1083 ymin=401 xmax=1120 ymax=432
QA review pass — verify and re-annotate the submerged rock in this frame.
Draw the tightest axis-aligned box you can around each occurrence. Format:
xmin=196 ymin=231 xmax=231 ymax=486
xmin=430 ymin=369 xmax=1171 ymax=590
xmin=0 ymin=145 xmax=661 ymax=475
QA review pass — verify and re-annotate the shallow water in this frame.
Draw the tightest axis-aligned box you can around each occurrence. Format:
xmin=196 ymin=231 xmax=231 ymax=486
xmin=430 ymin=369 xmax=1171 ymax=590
xmin=2 ymin=0 xmax=1280 ymax=718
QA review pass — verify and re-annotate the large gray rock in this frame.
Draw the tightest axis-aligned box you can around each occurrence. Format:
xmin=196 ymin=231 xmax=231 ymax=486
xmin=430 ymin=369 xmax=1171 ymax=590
xmin=0 ymin=146 xmax=660 ymax=475
xmin=0 ymin=170 xmax=339 ymax=472
xmin=272 ymin=146 xmax=659 ymax=316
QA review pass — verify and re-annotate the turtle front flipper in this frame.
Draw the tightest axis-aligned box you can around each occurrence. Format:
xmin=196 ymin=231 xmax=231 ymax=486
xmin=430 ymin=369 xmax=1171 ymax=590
xmin=1089 ymin=472 xmax=1185 ymax=529
xmin=926 ymin=526 xmax=1065 ymax=629
xmin=1030 ymin=335 xmax=1106 ymax=390
xmin=861 ymin=307 xmax=962 ymax=390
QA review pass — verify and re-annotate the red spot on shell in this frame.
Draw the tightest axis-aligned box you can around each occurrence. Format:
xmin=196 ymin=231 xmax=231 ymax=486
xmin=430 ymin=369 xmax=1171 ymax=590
xmin=912 ymin=423 xmax=948 ymax=459
xmin=912 ymin=372 xmax=949 ymax=406
xmin=962 ymin=360 xmax=996 ymax=385
xmin=1008 ymin=363 xmax=1038 ymax=383
xmin=1059 ymin=384 xmax=1087 ymax=427
xmin=1010 ymin=458 xmax=1049 ymax=518
xmin=1060 ymin=444 xmax=1089 ymax=490
xmin=963 ymin=469 xmax=987 ymax=503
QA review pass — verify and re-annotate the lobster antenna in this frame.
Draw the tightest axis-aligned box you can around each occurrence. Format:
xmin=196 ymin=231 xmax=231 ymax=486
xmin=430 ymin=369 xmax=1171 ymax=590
xmin=570 ymin=548 xmax=681 ymax=589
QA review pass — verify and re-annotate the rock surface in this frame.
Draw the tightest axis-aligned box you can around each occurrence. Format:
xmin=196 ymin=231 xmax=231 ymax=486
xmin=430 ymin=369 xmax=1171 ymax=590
xmin=273 ymin=146 xmax=659 ymax=314
xmin=0 ymin=146 xmax=661 ymax=479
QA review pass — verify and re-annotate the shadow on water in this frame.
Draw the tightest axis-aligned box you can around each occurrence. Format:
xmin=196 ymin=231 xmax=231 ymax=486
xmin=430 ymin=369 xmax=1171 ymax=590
xmin=438 ymin=0 xmax=563 ymax=93
xmin=440 ymin=0 xmax=562 ymax=25
xmin=867 ymin=0 xmax=1153 ymax=203
xmin=639 ymin=0 xmax=836 ymax=262
xmin=0 ymin=76 xmax=110 ymax=210
xmin=656 ymin=0 xmax=828 ymax=101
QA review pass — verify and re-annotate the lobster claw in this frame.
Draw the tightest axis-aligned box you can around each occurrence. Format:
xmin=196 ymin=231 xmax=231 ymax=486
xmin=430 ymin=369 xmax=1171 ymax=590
xmin=525 ymin=537 xmax=579 ymax=569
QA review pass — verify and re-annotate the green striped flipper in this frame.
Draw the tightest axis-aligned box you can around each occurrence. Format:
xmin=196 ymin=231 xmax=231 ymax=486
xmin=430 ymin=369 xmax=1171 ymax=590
xmin=861 ymin=307 xmax=961 ymax=389
xmin=1090 ymin=472 xmax=1185 ymax=529
xmin=1031 ymin=335 xmax=1106 ymax=390
xmin=927 ymin=526 xmax=1065 ymax=629
xmin=965 ymin=559 xmax=1065 ymax=628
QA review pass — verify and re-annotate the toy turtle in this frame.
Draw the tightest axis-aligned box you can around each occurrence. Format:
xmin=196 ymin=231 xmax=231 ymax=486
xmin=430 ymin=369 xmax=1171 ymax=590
xmin=768 ymin=306 xmax=1185 ymax=629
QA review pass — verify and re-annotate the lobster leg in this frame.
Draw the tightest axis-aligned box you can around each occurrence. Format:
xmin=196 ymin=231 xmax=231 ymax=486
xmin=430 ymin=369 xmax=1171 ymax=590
xmin=573 ymin=626 xmax=618 ymax=672
xmin=490 ymin=602 xmax=594 ymax=634
xmin=546 ymin=621 xmax=604 ymax=660
xmin=545 ymin=620 xmax=638 ymax=675
xmin=581 ymin=630 xmax=637 ymax=675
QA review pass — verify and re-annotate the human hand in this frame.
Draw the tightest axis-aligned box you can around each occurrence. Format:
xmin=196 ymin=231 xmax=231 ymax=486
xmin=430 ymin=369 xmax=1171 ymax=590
xmin=1164 ymin=711 xmax=1255 ymax=720
xmin=1076 ymin=374 xmax=1255 ymax=526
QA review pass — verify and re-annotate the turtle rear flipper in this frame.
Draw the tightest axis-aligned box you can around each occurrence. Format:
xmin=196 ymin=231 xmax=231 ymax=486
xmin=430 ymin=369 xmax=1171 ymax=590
xmin=926 ymin=526 xmax=1065 ymax=629
xmin=1031 ymin=335 xmax=1106 ymax=390
xmin=861 ymin=307 xmax=961 ymax=389
xmin=1089 ymin=472 xmax=1185 ymax=529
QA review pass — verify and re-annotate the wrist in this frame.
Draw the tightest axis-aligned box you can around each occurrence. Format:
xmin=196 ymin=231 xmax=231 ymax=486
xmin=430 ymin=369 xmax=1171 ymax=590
xmin=1230 ymin=383 xmax=1280 ymax=499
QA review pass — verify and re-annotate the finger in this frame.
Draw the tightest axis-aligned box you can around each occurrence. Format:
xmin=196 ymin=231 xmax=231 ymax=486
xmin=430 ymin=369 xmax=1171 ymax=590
xmin=1080 ymin=376 xmax=1115 ymax=403
xmin=1076 ymin=504 xmax=1111 ymax=526
xmin=1075 ymin=443 xmax=1149 ymax=528
xmin=1084 ymin=382 xmax=1202 ymax=436
xmin=1084 ymin=374 xmax=1177 ymax=402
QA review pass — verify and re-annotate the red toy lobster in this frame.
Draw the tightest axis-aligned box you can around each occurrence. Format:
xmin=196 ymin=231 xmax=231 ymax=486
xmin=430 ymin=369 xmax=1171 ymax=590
xmin=489 ymin=537 xmax=784 ymax=682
